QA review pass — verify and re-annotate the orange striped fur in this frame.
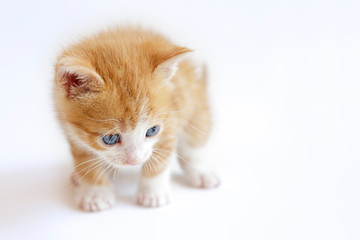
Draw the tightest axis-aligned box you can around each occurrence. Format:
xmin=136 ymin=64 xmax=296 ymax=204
xmin=54 ymin=26 xmax=213 ymax=210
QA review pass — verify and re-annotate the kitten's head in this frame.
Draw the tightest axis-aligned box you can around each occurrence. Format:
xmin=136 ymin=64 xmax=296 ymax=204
xmin=54 ymin=29 xmax=191 ymax=167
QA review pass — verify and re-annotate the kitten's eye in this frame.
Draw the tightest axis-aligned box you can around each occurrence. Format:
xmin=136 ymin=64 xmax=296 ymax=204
xmin=146 ymin=126 xmax=160 ymax=137
xmin=102 ymin=134 xmax=120 ymax=145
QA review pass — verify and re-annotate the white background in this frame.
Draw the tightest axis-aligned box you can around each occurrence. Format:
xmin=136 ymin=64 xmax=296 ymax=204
xmin=0 ymin=0 xmax=359 ymax=239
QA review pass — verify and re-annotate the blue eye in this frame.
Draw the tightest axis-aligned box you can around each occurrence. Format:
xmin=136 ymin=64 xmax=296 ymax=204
xmin=146 ymin=126 xmax=160 ymax=137
xmin=102 ymin=134 xmax=120 ymax=145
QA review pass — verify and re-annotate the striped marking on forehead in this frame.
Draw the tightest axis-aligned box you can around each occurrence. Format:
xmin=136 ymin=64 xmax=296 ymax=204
xmin=121 ymin=103 xmax=150 ymax=131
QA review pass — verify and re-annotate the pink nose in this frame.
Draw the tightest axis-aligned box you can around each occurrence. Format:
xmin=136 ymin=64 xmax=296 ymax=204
xmin=125 ymin=157 xmax=139 ymax=165
xmin=125 ymin=147 xmax=140 ymax=165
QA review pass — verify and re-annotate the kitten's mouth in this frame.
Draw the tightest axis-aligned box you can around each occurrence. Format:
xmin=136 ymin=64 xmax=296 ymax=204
xmin=108 ymin=157 xmax=141 ymax=167
xmin=126 ymin=160 xmax=141 ymax=166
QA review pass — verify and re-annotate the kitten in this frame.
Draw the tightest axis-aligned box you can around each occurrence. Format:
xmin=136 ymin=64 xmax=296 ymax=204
xmin=54 ymin=27 xmax=220 ymax=211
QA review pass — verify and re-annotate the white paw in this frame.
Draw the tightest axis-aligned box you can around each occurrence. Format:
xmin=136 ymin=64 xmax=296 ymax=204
xmin=136 ymin=189 xmax=172 ymax=208
xmin=186 ymin=171 xmax=221 ymax=188
xmin=75 ymin=182 xmax=116 ymax=212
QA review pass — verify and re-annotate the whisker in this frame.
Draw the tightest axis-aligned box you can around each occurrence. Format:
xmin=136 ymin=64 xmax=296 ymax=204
xmin=77 ymin=161 xmax=104 ymax=183
xmin=95 ymin=162 xmax=112 ymax=184
xmin=73 ymin=157 xmax=103 ymax=169
xmin=76 ymin=159 xmax=102 ymax=174
xmin=153 ymin=148 xmax=196 ymax=168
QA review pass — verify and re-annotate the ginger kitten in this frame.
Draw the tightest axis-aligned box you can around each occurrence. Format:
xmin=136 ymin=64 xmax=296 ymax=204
xmin=54 ymin=27 xmax=220 ymax=211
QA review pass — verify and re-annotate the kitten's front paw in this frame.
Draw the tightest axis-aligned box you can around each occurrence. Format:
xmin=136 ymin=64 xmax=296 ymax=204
xmin=75 ymin=182 xmax=116 ymax=212
xmin=186 ymin=171 xmax=221 ymax=188
xmin=136 ymin=189 xmax=172 ymax=208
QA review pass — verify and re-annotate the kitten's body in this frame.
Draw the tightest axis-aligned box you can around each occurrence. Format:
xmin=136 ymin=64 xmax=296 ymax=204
xmin=54 ymin=27 xmax=219 ymax=211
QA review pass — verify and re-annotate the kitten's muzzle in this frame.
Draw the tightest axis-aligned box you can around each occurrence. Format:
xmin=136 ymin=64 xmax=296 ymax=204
xmin=125 ymin=157 xmax=140 ymax=165
xmin=125 ymin=147 xmax=141 ymax=166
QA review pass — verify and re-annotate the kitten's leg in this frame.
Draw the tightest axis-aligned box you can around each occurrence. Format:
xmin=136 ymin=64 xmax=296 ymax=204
xmin=70 ymin=145 xmax=116 ymax=212
xmin=136 ymin=152 xmax=174 ymax=207
xmin=178 ymin=141 xmax=220 ymax=188
xmin=178 ymin=106 xmax=220 ymax=188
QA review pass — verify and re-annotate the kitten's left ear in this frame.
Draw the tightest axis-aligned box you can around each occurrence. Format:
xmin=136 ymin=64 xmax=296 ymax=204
xmin=55 ymin=57 xmax=104 ymax=99
xmin=153 ymin=47 xmax=192 ymax=82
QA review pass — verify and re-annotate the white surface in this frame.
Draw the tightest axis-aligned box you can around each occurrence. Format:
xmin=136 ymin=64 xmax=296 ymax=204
xmin=0 ymin=0 xmax=359 ymax=239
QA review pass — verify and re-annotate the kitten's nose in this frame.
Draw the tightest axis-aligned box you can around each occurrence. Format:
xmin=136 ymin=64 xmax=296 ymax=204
xmin=125 ymin=147 xmax=140 ymax=165
xmin=125 ymin=157 xmax=139 ymax=165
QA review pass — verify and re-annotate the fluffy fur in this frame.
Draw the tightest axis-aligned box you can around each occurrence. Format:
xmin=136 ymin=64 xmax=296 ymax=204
xmin=54 ymin=27 xmax=219 ymax=211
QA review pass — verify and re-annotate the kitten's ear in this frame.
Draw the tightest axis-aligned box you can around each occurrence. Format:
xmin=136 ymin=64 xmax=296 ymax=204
xmin=55 ymin=57 xmax=104 ymax=98
xmin=153 ymin=47 xmax=192 ymax=82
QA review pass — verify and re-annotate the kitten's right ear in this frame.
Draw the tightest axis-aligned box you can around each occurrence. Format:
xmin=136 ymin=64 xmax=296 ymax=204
xmin=55 ymin=57 xmax=104 ymax=98
xmin=152 ymin=47 xmax=192 ymax=83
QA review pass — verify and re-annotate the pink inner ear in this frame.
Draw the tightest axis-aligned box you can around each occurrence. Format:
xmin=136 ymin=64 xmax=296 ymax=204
xmin=162 ymin=67 xmax=173 ymax=78
xmin=62 ymin=72 xmax=81 ymax=97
